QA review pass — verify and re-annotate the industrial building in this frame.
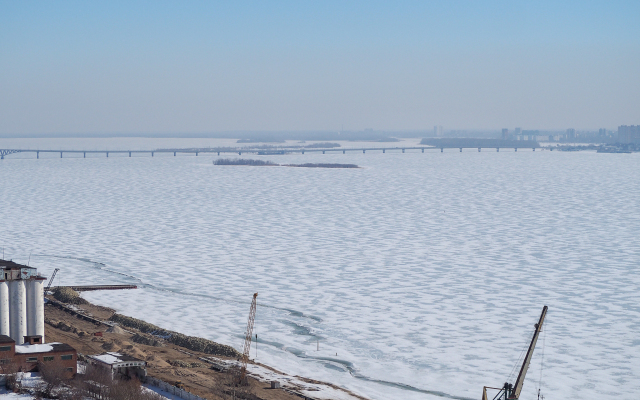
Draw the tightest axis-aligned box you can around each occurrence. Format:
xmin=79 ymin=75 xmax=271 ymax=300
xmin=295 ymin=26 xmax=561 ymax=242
xmin=0 ymin=260 xmax=46 ymax=344
xmin=0 ymin=334 xmax=77 ymax=374
xmin=86 ymin=352 xmax=147 ymax=380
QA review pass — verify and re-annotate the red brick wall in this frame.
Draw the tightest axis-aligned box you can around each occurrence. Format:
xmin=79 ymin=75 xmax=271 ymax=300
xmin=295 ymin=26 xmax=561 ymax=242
xmin=12 ymin=350 xmax=77 ymax=375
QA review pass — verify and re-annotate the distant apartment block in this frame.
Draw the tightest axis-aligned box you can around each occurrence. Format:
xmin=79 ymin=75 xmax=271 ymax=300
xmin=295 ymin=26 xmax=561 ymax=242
xmin=566 ymin=128 xmax=576 ymax=140
xmin=434 ymin=125 xmax=443 ymax=137
xmin=618 ymin=125 xmax=640 ymax=144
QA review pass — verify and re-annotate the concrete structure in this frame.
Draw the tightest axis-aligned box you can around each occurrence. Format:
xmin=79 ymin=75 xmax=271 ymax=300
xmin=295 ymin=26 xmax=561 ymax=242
xmin=9 ymin=280 xmax=26 ymax=345
xmin=0 ymin=260 xmax=46 ymax=344
xmin=86 ymin=352 xmax=147 ymax=380
xmin=0 ymin=334 xmax=77 ymax=375
xmin=618 ymin=125 xmax=640 ymax=144
xmin=0 ymin=280 xmax=9 ymax=336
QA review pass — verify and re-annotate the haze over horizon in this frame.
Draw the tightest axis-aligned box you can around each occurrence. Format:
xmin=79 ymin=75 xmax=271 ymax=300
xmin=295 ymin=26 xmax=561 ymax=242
xmin=1 ymin=1 xmax=639 ymax=136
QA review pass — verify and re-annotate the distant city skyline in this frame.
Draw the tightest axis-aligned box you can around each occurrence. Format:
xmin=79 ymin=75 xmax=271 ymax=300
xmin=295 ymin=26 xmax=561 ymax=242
xmin=1 ymin=1 xmax=639 ymax=135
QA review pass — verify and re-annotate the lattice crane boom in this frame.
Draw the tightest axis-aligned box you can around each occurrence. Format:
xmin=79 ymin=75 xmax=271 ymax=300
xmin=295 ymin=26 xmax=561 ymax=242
xmin=45 ymin=268 xmax=60 ymax=293
xmin=239 ymin=292 xmax=258 ymax=384
xmin=482 ymin=306 xmax=548 ymax=400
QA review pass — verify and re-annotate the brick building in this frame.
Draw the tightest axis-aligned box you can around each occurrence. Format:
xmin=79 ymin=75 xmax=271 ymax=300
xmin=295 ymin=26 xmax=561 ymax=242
xmin=0 ymin=334 xmax=77 ymax=375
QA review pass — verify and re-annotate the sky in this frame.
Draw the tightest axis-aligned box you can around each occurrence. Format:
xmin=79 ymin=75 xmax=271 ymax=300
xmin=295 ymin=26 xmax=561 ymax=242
xmin=1 ymin=1 xmax=639 ymax=135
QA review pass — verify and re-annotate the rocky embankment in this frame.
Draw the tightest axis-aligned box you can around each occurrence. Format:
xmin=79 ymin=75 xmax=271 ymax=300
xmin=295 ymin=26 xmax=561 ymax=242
xmin=109 ymin=313 xmax=240 ymax=358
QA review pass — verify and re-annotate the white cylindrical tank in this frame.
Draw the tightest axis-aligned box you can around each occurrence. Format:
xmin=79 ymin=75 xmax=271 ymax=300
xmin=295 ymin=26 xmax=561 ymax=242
xmin=0 ymin=281 xmax=9 ymax=336
xmin=9 ymin=280 xmax=27 ymax=344
xmin=26 ymin=279 xmax=45 ymax=342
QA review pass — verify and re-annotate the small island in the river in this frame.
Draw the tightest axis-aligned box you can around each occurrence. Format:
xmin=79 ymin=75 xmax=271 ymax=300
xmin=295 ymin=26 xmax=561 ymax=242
xmin=214 ymin=158 xmax=359 ymax=168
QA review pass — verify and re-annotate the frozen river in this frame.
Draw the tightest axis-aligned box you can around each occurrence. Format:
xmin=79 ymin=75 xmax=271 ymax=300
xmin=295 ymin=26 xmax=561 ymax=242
xmin=1 ymin=138 xmax=639 ymax=400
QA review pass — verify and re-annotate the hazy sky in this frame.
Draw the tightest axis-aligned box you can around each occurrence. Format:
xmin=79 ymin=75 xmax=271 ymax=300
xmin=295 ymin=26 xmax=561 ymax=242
xmin=1 ymin=1 xmax=639 ymax=135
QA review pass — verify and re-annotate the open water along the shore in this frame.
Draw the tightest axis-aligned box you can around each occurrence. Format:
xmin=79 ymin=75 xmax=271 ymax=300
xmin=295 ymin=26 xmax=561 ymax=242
xmin=1 ymin=139 xmax=639 ymax=400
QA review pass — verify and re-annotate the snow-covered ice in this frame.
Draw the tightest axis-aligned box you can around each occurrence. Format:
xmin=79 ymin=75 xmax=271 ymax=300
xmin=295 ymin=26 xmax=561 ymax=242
xmin=1 ymin=138 xmax=639 ymax=400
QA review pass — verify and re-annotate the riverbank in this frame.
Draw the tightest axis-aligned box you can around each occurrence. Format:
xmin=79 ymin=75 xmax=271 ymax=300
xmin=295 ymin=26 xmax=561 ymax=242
xmin=45 ymin=292 xmax=368 ymax=400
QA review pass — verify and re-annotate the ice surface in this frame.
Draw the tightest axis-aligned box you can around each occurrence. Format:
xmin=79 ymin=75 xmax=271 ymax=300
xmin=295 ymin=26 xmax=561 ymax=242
xmin=1 ymin=138 xmax=639 ymax=400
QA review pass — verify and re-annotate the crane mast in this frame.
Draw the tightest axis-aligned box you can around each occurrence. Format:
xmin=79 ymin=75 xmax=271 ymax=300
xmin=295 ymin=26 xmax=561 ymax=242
xmin=45 ymin=268 xmax=60 ymax=293
xmin=483 ymin=306 xmax=548 ymax=400
xmin=237 ymin=292 xmax=258 ymax=385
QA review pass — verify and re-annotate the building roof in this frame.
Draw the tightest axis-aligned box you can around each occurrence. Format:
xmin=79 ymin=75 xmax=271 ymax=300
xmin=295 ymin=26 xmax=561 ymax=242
xmin=0 ymin=335 xmax=14 ymax=344
xmin=15 ymin=342 xmax=76 ymax=354
xmin=0 ymin=260 xmax=31 ymax=269
xmin=87 ymin=352 xmax=145 ymax=366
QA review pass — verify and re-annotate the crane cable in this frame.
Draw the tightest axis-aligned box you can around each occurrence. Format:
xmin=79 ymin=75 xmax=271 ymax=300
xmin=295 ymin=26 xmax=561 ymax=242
xmin=537 ymin=322 xmax=547 ymax=398
xmin=506 ymin=329 xmax=535 ymax=384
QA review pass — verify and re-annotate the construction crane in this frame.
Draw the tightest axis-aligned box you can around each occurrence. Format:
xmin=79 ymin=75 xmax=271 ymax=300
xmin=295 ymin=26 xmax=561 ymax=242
xmin=237 ymin=292 xmax=258 ymax=385
xmin=482 ymin=306 xmax=548 ymax=400
xmin=45 ymin=268 xmax=60 ymax=293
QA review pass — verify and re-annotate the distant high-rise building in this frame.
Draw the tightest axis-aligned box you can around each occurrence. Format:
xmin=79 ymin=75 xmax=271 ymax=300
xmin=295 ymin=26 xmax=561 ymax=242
xmin=501 ymin=128 xmax=510 ymax=140
xmin=566 ymin=128 xmax=576 ymax=140
xmin=514 ymin=127 xmax=522 ymax=135
xmin=618 ymin=125 xmax=640 ymax=144
xmin=598 ymin=128 xmax=608 ymax=137
xmin=434 ymin=125 xmax=443 ymax=137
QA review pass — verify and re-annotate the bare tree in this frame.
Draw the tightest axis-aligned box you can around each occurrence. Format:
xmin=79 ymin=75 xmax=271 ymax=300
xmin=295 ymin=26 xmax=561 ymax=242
xmin=38 ymin=360 xmax=69 ymax=398
xmin=3 ymin=362 xmax=21 ymax=393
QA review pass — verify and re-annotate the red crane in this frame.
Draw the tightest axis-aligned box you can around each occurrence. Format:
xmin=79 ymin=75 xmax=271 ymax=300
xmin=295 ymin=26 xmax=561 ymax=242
xmin=237 ymin=292 xmax=258 ymax=385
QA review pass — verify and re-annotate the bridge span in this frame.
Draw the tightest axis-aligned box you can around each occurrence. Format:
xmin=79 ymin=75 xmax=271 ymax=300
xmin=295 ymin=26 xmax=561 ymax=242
xmin=0 ymin=145 xmax=545 ymax=159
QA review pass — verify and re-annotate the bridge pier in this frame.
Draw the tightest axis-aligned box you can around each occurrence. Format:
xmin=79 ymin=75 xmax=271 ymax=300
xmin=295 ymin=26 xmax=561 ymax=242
xmin=441 ymin=148 xmax=443 ymax=153
xmin=174 ymin=152 xmax=176 ymax=156
xmin=83 ymin=152 xmax=85 ymax=158
xmin=342 ymin=150 xmax=345 ymax=154
xmin=239 ymin=152 xmax=242 ymax=155
xmin=107 ymin=152 xmax=109 ymax=157
xmin=60 ymin=152 xmax=63 ymax=158
xmin=151 ymin=152 xmax=154 ymax=157
xmin=460 ymin=148 xmax=462 ymax=152
xmin=322 ymin=151 xmax=325 ymax=154
xmin=383 ymin=149 xmax=385 ymax=153
xmin=402 ymin=149 xmax=405 ymax=153
xmin=129 ymin=151 xmax=131 ymax=157
xmin=478 ymin=148 xmax=481 ymax=152
xmin=37 ymin=151 xmax=39 ymax=159
xmin=363 ymin=150 xmax=365 ymax=154
xmin=515 ymin=148 xmax=517 ymax=152
xmin=302 ymin=150 xmax=305 ymax=154
xmin=218 ymin=152 xmax=220 ymax=155
xmin=496 ymin=148 xmax=499 ymax=152
xmin=421 ymin=148 xmax=424 ymax=153
xmin=533 ymin=148 xmax=535 ymax=151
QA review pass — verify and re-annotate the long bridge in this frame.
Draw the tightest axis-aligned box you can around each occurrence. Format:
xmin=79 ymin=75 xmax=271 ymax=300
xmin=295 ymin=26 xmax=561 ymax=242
xmin=0 ymin=144 xmax=544 ymax=159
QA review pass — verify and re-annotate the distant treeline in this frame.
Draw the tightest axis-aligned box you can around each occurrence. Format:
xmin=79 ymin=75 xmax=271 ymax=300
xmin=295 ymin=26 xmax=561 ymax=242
xmin=214 ymin=159 xmax=359 ymax=168
xmin=214 ymin=158 xmax=277 ymax=166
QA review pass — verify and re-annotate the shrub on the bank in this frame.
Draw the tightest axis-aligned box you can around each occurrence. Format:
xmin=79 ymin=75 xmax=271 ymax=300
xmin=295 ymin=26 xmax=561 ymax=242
xmin=53 ymin=287 xmax=88 ymax=305
xmin=109 ymin=313 xmax=240 ymax=358
xmin=168 ymin=360 xmax=207 ymax=368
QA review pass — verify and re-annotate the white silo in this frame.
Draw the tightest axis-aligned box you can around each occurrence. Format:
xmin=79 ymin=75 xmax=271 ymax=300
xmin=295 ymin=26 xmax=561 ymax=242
xmin=0 ymin=280 xmax=9 ymax=336
xmin=9 ymin=279 xmax=27 ymax=344
xmin=26 ymin=279 xmax=45 ymax=341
